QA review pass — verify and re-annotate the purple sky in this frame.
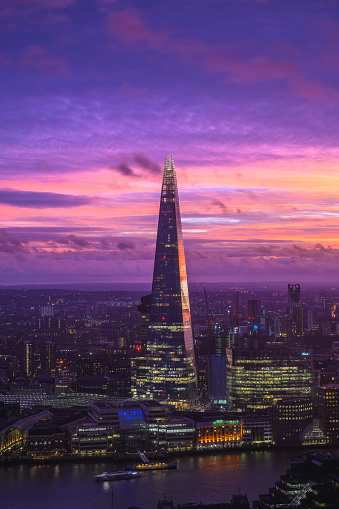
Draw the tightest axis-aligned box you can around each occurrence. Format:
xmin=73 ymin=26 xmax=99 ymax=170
xmin=1 ymin=0 xmax=339 ymax=284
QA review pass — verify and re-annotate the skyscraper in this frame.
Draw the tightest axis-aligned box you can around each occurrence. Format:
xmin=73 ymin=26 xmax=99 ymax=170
xmin=146 ymin=155 xmax=197 ymax=405
xmin=287 ymin=283 xmax=303 ymax=335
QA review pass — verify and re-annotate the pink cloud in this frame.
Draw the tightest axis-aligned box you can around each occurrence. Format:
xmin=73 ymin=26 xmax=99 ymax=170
xmin=0 ymin=0 xmax=74 ymax=25
xmin=19 ymin=45 xmax=71 ymax=75
xmin=106 ymin=9 xmax=171 ymax=48
xmin=0 ymin=0 xmax=74 ymax=8
xmin=106 ymin=9 xmax=328 ymax=100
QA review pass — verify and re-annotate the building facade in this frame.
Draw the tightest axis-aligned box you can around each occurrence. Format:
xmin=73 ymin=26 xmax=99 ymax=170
xmin=273 ymin=397 xmax=313 ymax=445
xmin=226 ymin=348 xmax=313 ymax=411
xmin=195 ymin=418 xmax=242 ymax=449
xmin=242 ymin=414 xmax=272 ymax=446
xmin=316 ymin=384 xmax=339 ymax=444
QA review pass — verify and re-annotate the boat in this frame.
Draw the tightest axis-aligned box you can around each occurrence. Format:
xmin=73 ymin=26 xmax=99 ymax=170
xmin=94 ymin=470 xmax=141 ymax=482
xmin=127 ymin=460 xmax=177 ymax=471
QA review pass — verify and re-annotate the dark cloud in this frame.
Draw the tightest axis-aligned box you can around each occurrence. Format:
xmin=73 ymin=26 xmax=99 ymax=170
xmin=0 ymin=229 xmax=28 ymax=254
xmin=212 ymin=199 xmax=228 ymax=213
xmin=113 ymin=154 xmax=161 ymax=178
xmin=115 ymin=163 xmax=137 ymax=177
xmin=54 ymin=235 xmax=90 ymax=248
xmin=117 ymin=241 xmax=135 ymax=250
xmin=211 ymin=243 xmax=339 ymax=261
xmin=0 ymin=189 xmax=93 ymax=208
xmin=236 ymin=190 xmax=259 ymax=201
xmin=100 ymin=238 xmax=111 ymax=250
xmin=49 ymin=235 xmax=137 ymax=253
xmin=185 ymin=243 xmax=339 ymax=282
xmin=134 ymin=153 xmax=161 ymax=174
xmin=8 ymin=226 xmax=109 ymax=234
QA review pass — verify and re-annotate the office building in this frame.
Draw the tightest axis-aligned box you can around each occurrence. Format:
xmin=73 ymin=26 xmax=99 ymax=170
xmin=273 ymin=397 xmax=313 ymax=445
xmin=226 ymin=348 xmax=313 ymax=411
xmin=241 ymin=414 xmax=272 ymax=446
xmin=316 ymin=384 xmax=339 ymax=444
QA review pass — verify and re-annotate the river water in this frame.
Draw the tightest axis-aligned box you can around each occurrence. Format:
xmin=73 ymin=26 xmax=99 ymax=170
xmin=0 ymin=448 xmax=330 ymax=509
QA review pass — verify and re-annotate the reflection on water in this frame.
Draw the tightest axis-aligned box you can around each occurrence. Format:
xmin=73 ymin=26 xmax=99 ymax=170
xmin=1 ymin=449 xmax=337 ymax=509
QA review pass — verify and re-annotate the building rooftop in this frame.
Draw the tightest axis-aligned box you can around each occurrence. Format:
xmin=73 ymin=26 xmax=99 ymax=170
xmin=139 ymin=400 xmax=164 ymax=408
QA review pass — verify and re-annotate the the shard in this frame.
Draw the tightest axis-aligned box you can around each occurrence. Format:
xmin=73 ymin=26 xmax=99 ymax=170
xmin=146 ymin=154 xmax=197 ymax=404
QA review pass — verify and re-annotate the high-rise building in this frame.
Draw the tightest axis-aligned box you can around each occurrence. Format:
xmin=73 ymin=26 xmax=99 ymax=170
xmin=248 ymin=299 xmax=260 ymax=328
xmin=146 ymin=155 xmax=197 ymax=405
xmin=40 ymin=341 xmax=56 ymax=376
xmin=204 ymin=286 xmax=226 ymax=405
xmin=287 ymin=283 xmax=303 ymax=335
xmin=288 ymin=283 xmax=301 ymax=308
xmin=131 ymin=294 xmax=152 ymax=399
xmin=22 ymin=340 xmax=34 ymax=377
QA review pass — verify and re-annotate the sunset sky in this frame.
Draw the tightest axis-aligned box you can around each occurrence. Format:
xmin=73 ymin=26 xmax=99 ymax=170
xmin=1 ymin=0 xmax=339 ymax=284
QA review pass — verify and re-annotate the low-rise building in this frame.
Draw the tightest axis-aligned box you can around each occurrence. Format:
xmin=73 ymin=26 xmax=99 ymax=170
xmin=272 ymin=397 xmax=313 ymax=445
xmin=69 ymin=423 xmax=116 ymax=455
xmin=27 ymin=423 xmax=65 ymax=457
xmin=241 ymin=414 xmax=272 ymax=446
xmin=195 ymin=418 xmax=242 ymax=450
xmin=148 ymin=417 xmax=195 ymax=452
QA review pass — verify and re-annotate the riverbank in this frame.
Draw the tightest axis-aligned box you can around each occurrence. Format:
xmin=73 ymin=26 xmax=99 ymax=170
xmin=0 ymin=442 xmax=336 ymax=467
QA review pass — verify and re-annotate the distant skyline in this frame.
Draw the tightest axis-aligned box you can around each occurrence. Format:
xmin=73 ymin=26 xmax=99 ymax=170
xmin=1 ymin=0 xmax=339 ymax=284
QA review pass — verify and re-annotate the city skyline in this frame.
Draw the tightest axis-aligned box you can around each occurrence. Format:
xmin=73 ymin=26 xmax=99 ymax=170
xmin=2 ymin=0 xmax=339 ymax=284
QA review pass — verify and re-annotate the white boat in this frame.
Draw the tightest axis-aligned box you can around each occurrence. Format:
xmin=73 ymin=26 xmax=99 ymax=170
xmin=94 ymin=470 xmax=141 ymax=482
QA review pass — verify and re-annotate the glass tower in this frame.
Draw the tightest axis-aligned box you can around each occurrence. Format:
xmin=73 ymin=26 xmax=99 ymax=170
xmin=146 ymin=155 xmax=197 ymax=404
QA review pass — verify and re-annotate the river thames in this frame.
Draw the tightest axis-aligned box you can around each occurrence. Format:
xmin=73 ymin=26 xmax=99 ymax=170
xmin=0 ymin=448 xmax=333 ymax=509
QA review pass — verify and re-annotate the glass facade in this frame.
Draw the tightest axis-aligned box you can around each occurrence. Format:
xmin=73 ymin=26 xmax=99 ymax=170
xmin=226 ymin=348 xmax=313 ymax=411
xmin=147 ymin=155 xmax=197 ymax=404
